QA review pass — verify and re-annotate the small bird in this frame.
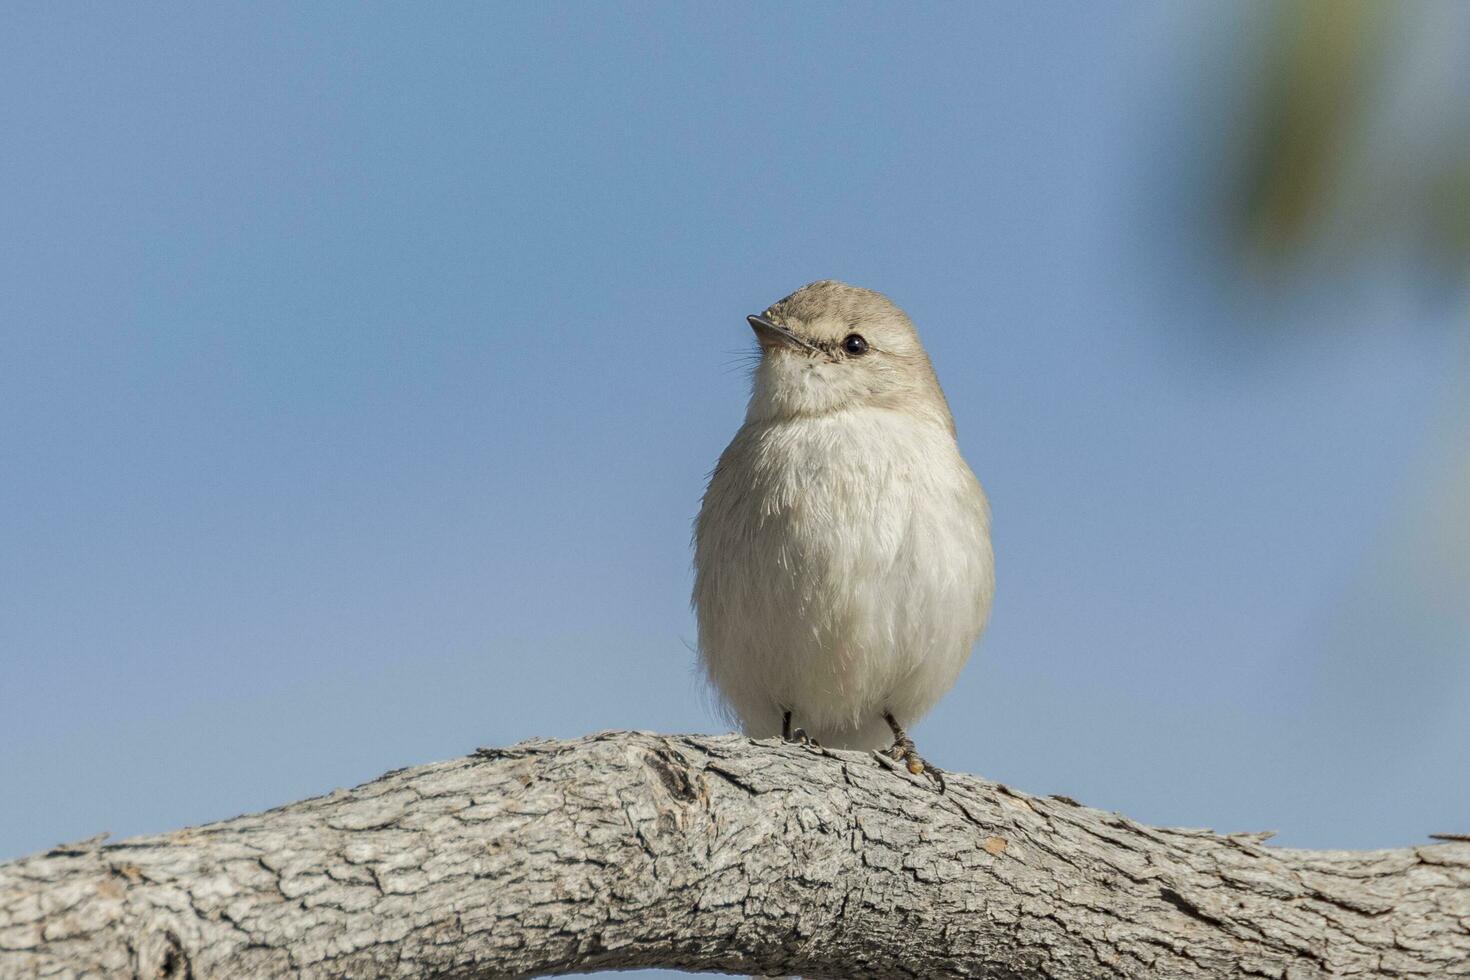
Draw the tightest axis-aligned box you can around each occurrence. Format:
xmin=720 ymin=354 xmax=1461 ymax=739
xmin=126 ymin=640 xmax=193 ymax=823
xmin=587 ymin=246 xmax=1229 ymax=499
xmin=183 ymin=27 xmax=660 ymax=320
xmin=693 ymin=281 xmax=994 ymax=786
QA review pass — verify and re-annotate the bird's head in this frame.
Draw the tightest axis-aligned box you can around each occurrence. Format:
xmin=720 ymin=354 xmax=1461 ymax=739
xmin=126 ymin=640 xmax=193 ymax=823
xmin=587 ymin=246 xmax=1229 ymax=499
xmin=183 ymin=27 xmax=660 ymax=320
xmin=744 ymin=280 xmax=953 ymax=429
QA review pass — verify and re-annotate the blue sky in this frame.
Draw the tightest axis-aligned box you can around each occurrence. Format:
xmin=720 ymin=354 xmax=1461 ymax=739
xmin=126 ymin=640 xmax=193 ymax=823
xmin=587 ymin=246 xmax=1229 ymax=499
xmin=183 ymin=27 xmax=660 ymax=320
xmin=3 ymin=6 xmax=1467 ymax=974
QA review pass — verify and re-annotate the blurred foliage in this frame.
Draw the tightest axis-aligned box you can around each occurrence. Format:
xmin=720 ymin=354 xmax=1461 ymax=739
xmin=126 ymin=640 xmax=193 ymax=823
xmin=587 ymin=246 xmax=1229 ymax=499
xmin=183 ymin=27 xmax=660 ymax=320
xmin=1232 ymin=0 xmax=1470 ymax=283
xmin=1200 ymin=0 xmax=1470 ymax=673
xmin=1430 ymin=162 xmax=1470 ymax=267
xmin=1239 ymin=0 xmax=1384 ymax=254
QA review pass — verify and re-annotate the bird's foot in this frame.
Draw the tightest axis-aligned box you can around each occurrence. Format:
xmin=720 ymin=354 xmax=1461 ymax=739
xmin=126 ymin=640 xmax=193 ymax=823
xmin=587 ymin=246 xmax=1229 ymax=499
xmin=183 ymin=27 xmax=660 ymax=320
xmin=882 ymin=713 xmax=945 ymax=792
xmin=781 ymin=710 xmax=820 ymax=747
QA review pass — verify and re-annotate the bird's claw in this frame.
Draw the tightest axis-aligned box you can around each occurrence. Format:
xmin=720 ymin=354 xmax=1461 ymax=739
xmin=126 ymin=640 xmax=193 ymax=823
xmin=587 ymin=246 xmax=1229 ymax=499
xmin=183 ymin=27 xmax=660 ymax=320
xmin=786 ymin=728 xmax=820 ymax=747
xmin=780 ymin=711 xmax=820 ymax=747
xmin=882 ymin=742 xmax=943 ymax=789
xmin=882 ymin=715 xmax=946 ymax=792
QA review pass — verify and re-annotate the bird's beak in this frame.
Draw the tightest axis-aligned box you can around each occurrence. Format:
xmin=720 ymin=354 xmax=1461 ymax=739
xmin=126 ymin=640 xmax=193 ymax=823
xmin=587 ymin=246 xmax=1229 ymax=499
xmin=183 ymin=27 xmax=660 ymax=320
xmin=747 ymin=314 xmax=818 ymax=353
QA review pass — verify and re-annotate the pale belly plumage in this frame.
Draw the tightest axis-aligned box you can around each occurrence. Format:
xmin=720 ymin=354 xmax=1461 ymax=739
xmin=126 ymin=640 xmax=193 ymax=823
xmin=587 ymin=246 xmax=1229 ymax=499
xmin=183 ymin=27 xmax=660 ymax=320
xmin=694 ymin=406 xmax=994 ymax=749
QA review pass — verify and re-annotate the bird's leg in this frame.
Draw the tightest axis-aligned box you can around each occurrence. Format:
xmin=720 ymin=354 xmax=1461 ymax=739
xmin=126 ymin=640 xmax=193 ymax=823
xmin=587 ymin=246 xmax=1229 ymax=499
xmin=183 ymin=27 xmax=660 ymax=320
xmin=781 ymin=709 xmax=818 ymax=746
xmin=883 ymin=712 xmax=945 ymax=791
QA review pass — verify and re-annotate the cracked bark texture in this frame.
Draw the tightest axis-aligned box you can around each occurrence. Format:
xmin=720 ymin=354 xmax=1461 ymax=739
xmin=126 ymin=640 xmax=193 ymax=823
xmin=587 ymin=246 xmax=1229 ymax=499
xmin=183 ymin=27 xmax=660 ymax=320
xmin=2 ymin=732 xmax=1467 ymax=979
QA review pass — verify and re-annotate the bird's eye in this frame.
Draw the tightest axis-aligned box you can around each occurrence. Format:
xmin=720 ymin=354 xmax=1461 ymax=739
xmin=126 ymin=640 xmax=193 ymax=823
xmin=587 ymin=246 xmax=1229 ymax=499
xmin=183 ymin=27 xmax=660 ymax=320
xmin=842 ymin=334 xmax=869 ymax=356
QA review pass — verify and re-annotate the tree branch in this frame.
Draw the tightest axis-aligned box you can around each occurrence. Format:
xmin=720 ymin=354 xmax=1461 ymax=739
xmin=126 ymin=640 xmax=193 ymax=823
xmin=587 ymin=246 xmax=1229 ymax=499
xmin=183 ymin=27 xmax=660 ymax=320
xmin=2 ymin=732 xmax=1467 ymax=978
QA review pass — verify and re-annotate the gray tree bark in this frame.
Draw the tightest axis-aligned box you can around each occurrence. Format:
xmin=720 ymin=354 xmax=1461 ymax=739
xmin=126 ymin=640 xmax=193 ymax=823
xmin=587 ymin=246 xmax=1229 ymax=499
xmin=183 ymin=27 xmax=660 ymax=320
xmin=1 ymin=732 xmax=1467 ymax=979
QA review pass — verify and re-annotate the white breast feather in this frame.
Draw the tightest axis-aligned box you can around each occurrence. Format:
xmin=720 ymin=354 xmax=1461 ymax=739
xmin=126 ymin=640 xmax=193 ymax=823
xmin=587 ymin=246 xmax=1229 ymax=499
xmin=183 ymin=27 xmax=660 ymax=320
xmin=693 ymin=405 xmax=994 ymax=749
